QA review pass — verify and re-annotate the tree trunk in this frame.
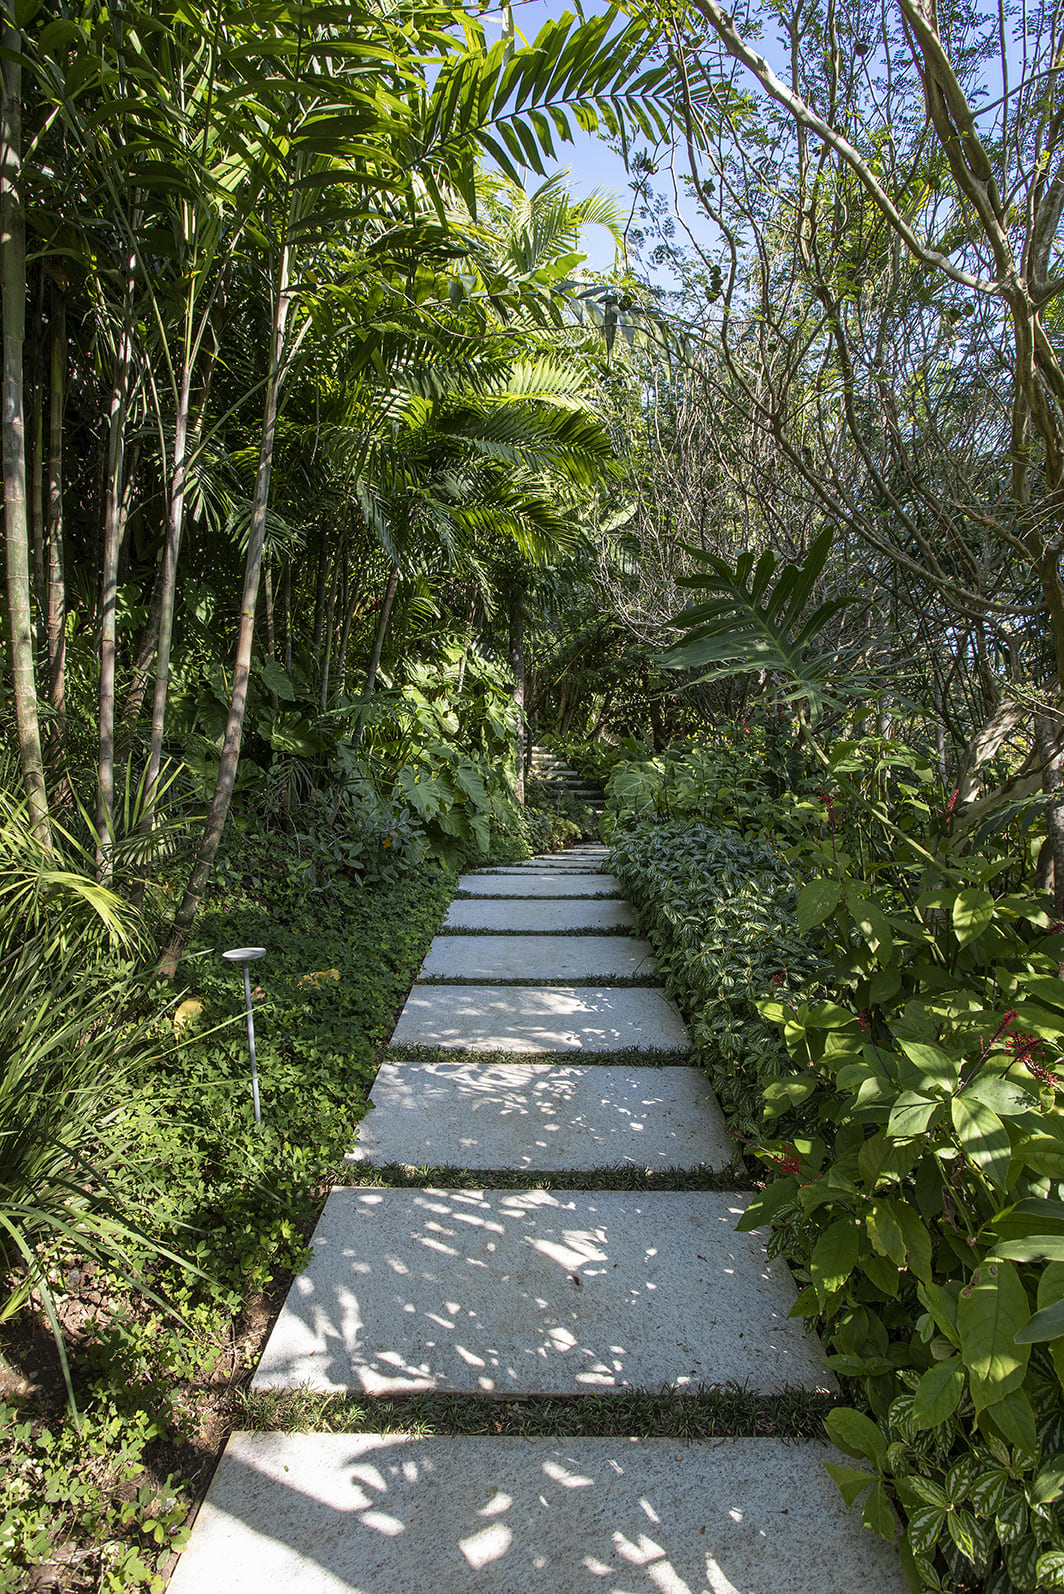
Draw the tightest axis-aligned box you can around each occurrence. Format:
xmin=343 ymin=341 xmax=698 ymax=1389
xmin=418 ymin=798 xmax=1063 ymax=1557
xmin=1035 ymin=709 xmax=1064 ymax=915
xmin=1 ymin=5 xmax=48 ymax=843
xmin=263 ymin=556 xmax=275 ymax=658
xmin=45 ymin=285 xmax=65 ymax=752
xmin=122 ymin=550 xmax=164 ymax=725
xmin=335 ymin=573 xmax=359 ymax=697
xmin=508 ymin=581 xmax=526 ymax=805
xmin=136 ymin=357 xmax=193 ymax=877
xmin=96 ymin=254 xmax=137 ymax=882
xmin=159 ymin=248 xmax=293 ymax=978
xmin=28 ymin=286 xmax=43 ymax=635
xmin=312 ymin=523 xmax=328 ymax=659
xmin=319 ymin=550 xmax=338 ymax=710
xmin=282 ymin=560 xmax=292 ymax=672
xmin=351 ymin=563 xmax=398 ymax=751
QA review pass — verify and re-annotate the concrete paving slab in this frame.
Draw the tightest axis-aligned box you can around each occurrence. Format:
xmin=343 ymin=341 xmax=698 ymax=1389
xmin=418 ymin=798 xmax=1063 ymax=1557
xmin=390 ymin=986 xmax=688 ymax=1053
xmin=419 ymin=934 xmax=657 ymax=982
xmin=347 ymin=1064 xmax=730 ymax=1170
xmin=252 ymin=1188 xmax=834 ymax=1395
xmin=457 ymin=874 xmax=622 ymax=898
xmin=443 ymin=898 xmax=635 ymax=933
xmin=168 ymin=1432 xmax=908 ymax=1594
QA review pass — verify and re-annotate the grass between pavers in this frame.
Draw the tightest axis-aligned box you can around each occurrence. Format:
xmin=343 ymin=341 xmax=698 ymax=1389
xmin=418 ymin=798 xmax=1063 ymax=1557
xmin=454 ymin=890 xmax=623 ymax=900
xmin=436 ymin=924 xmax=641 ymax=937
xmin=382 ymin=1045 xmax=693 ymax=1067
xmin=334 ymin=1162 xmax=752 ymax=1191
xmin=416 ymin=974 xmax=665 ymax=988
xmin=236 ymin=1383 xmax=839 ymax=1441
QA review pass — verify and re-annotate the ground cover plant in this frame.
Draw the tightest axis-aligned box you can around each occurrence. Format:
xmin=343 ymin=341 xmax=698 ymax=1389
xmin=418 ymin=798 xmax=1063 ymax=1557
xmin=607 ymin=731 xmax=1064 ymax=1594
xmin=0 ymin=817 xmax=455 ymax=1593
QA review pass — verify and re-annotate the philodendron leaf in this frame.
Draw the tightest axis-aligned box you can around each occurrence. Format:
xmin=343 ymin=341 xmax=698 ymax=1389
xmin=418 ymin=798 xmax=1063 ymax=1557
xmin=913 ymin=1355 xmax=964 ymax=1430
xmin=797 ymin=878 xmax=843 ymax=932
xmin=952 ymin=888 xmax=995 ymax=945
xmin=957 ymin=1261 xmax=1030 ymax=1409
xmin=951 ymin=1095 xmax=1011 ymax=1189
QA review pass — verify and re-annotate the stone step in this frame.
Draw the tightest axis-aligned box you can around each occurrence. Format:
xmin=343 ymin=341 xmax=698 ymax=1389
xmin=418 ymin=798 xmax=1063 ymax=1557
xmin=474 ymin=863 xmax=605 ymax=875
xmin=168 ymin=1432 xmax=909 ymax=1594
xmin=456 ymin=874 xmax=622 ymax=899
xmin=390 ymin=985 xmax=687 ymax=1053
xmin=419 ymin=934 xmax=656 ymax=982
xmin=252 ymin=1188 xmax=835 ymax=1396
xmin=443 ymin=898 xmax=634 ymax=933
xmin=346 ymin=1064 xmax=728 ymax=1171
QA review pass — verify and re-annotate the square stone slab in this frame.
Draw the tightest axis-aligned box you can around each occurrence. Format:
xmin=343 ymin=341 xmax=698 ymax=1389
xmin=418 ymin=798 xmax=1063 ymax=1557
xmin=347 ymin=1064 xmax=731 ymax=1170
xmin=457 ymin=874 xmax=622 ymax=898
xmin=252 ymin=1189 xmax=834 ymax=1395
xmin=419 ymin=935 xmax=657 ymax=983
xmin=475 ymin=861 xmax=605 ymax=874
xmin=444 ymin=898 xmax=635 ymax=933
xmin=390 ymin=986 xmax=688 ymax=1052
xmin=168 ymin=1433 xmax=908 ymax=1594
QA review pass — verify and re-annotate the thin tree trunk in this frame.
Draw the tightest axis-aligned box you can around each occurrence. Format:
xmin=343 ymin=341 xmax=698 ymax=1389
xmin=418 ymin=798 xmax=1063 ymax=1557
xmin=136 ymin=357 xmax=193 ymax=876
xmin=282 ymin=560 xmax=292 ymax=672
xmin=351 ymin=563 xmax=398 ymax=751
xmin=1 ymin=6 xmax=48 ymax=842
xmin=45 ymin=286 xmax=66 ymax=751
xmin=508 ymin=581 xmax=526 ymax=805
xmin=1035 ymin=709 xmax=1064 ymax=915
xmin=312 ymin=523 xmax=327 ymax=659
xmin=319 ymin=550 xmax=339 ymax=710
xmin=263 ymin=556 xmax=275 ymax=658
xmin=122 ymin=551 xmax=164 ymax=725
xmin=335 ymin=572 xmax=358 ymax=697
xmin=29 ymin=285 xmax=43 ymax=635
xmin=96 ymin=253 xmax=137 ymax=882
xmin=159 ymin=247 xmax=293 ymax=978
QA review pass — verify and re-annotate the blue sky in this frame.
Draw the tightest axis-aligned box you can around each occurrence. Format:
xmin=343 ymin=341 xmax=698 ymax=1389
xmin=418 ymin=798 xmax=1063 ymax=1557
xmin=479 ymin=1 xmax=653 ymax=272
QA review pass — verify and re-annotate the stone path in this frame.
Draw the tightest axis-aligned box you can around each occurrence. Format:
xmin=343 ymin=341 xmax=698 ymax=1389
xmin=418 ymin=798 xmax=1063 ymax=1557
xmin=170 ymin=845 xmax=909 ymax=1594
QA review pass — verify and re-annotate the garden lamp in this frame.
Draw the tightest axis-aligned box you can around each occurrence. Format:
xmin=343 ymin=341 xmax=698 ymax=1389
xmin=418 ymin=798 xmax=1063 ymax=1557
xmin=222 ymin=946 xmax=267 ymax=1129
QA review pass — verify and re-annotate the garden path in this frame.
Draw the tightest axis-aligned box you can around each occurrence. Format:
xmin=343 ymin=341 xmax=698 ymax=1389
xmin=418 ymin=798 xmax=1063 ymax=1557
xmin=168 ymin=847 xmax=908 ymax=1593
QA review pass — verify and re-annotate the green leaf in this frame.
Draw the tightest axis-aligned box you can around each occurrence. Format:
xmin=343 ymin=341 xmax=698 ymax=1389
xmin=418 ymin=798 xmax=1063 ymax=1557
xmin=896 ymin=1039 xmax=959 ymax=1095
xmin=983 ymin=1387 xmax=1038 ymax=1454
xmin=734 ymin=1176 xmax=798 ymax=1230
xmin=811 ymin=1219 xmax=861 ymax=1301
xmin=905 ymin=1504 xmax=946 ymax=1556
xmin=951 ymin=1095 xmax=1011 ymax=1189
xmin=887 ymin=1092 xmax=941 ymax=1137
xmin=952 ymin=888 xmax=995 ymax=945
xmin=1015 ymin=1294 xmax=1064 ymax=1343
xmin=797 ymin=878 xmax=843 ymax=932
xmin=993 ymin=1236 xmax=1064 ymax=1261
xmin=1039 ymin=1263 xmax=1064 ymax=1388
xmin=913 ymin=1356 xmax=964 ymax=1430
xmin=823 ymin=1461 xmax=876 ymax=1508
xmin=957 ymin=1262 xmax=1031 ymax=1408
xmin=1038 ymin=1551 xmax=1064 ymax=1589
xmin=824 ymin=1406 xmax=888 ymax=1469
xmin=946 ymin=1508 xmax=989 ymax=1566
xmin=862 ymin=1481 xmax=896 ymax=1540
xmin=963 ymin=1074 xmax=1039 ymax=1115
xmin=762 ymin=1076 xmax=817 ymax=1118
xmin=845 ymin=888 xmax=893 ymax=960
xmin=1032 ymin=1456 xmax=1064 ymax=1505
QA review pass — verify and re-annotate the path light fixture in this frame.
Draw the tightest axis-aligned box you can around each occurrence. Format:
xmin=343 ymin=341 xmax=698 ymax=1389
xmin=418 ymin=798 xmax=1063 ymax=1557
xmin=222 ymin=946 xmax=267 ymax=1130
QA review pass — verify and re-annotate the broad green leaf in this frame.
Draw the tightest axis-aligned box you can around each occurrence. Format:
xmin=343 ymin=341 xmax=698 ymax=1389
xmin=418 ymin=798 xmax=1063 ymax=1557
xmin=952 ymin=888 xmax=995 ymax=945
xmin=823 ymin=1461 xmax=875 ymax=1507
xmin=811 ymin=1218 xmax=861 ymax=1301
xmin=845 ymin=888 xmax=893 ymax=961
xmin=797 ymin=878 xmax=843 ymax=932
xmin=894 ymin=1202 xmax=934 ymax=1282
xmin=957 ymin=1262 xmax=1030 ymax=1409
xmin=1032 ymin=1456 xmax=1064 ymax=1505
xmin=913 ymin=1356 xmax=964 ymax=1430
xmin=896 ymin=1039 xmax=959 ymax=1095
xmin=1039 ymin=1263 xmax=1064 ymax=1389
xmin=984 ymin=1387 xmax=1038 ymax=1453
xmin=862 ymin=1481 xmax=896 ymax=1540
xmin=866 ymin=1201 xmax=906 ymax=1267
xmin=993 ymin=1236 xmax=1064 ymax=1261
xmin=762 ymin=1076 xmax=817 ymax=1118
xmin=918 ymin=1280 xmax=960 ymax=1344
xmin=1015 ymin=1294 xmax=1064 ymax=1343
xmin=963 ymin=1075 xmax=1039 ymax=1116
xmin=734 ymin=1176 xmax=798 ymax=1231
xmin=824 ymin=1406 xmax=888 ymax=1469
xmin=951 ymin=1095 xmax=1011 ymax=1189
xmin=887 ymin=1092 xmax=941 ymax=1138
